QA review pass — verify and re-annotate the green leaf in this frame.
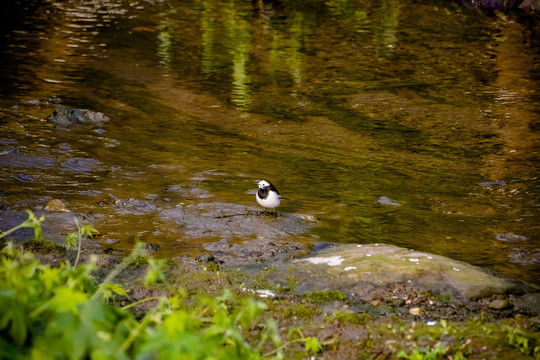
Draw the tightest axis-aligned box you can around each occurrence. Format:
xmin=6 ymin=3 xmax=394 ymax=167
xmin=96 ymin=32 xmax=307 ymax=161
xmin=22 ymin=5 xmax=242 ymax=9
xmin=25 ymin=210 xmax=44 ymax=242
xmin=49 ymin=287 xmax=89 ymax=314
xmin=304 ymin=336 xmax=322 ymax=355
xmin=80 ymin=225 xmax=99 ymax=238
xmin=2 ymin=305 xmax=28 ymax=346
xmin=104 ymin=283 xmax=129 ymax=298
xmin=65 ymin=233 xmax=77 ymax=250
xmin=40 ymin=267 xmax=62 ymax=292
xmin=237 ymin=299 xmax=265 ymax=328
xmin=143 ymin=259 xmax=166 ymax=286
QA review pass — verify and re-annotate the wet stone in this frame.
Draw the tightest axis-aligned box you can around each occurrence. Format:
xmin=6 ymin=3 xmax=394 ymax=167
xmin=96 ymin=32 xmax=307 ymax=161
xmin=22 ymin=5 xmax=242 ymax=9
xmin=507 ymin=248 xmax=539 ymax=265
xmin=478 ymin=181 xmax=507 ymax=187
xmin=47 ymin=106 xmax=110 ymax=126
xmin=114 ymin=198 xmax=161 ymax=216
xmin=1 ymin=152 xmax=55 ymax=170
xmin=496 ymin=232 xmax=528 ymax=242
xmin=158 ymin=202 xmax=314 ymax=242
xmin=164 ymin=184 xmax=213 ymax=199
xmin=377 ymin=196 xmax=401 ymax=206
xmin=60 ymin=157 xmax=107 ymax=173
xmin=0 ymin=148 xmax=18 ymax=155
xmin=12 ymin=174 xmax=35 ymax=182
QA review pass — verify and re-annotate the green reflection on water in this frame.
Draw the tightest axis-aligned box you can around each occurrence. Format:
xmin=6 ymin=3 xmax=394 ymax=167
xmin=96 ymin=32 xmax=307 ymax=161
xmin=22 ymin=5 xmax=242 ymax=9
xmin=157 ymin=18 xmax=175 ymax=74
xmin=372 ymin=0 xmax=399 ymax=57
xmin=201 ymin=0 xmax=217 ymax=76
xmin=226 ymin=2 xmax=252 ymax=111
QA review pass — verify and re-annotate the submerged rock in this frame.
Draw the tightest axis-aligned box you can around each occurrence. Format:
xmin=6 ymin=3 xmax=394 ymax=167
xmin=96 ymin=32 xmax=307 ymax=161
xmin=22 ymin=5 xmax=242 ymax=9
xmin=266 ymin=244 xmax=533 ymax=301
xmin=496 ymin=232 xmax=528 ymax=242
xmin=59 ymin=157 xmax=107 ymax=173
xmin=478 ymin=180 xmax=507 ymax=187
xmin=377 ymin=196 xmax=401 ymax=206
xmin=114 ymin=198 xmax=161 ymax=216
xmin=47 ymin=106 xmax=110 ymax=126
xmin=164 ymin=184 xmax=213 ymax=199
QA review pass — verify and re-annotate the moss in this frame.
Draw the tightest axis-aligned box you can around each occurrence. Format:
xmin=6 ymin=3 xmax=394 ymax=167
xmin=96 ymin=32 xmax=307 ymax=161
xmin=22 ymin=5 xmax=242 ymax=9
xmin=23 ymin=239 xmax=66 ymax=255
xmin=330 ymin=311 xmax=371 ymax=325
xmin=283 ymin=303 xmax=316 ymax=320
xmin=303 ymin=290 xmax=346 ymax=304
xmin=204 ymin=262 xmax=220 ymax=272
xmin=285 ymin=276 xmax=299 ymax=291
xmin=352 ymin=303 xmax=391 ymax=316
xmin=431 ymin=292 xmax=453 ymax=304
xmin=254 ymin=274 xmax=274 ymax=290
xmin=128 ymin=255 xmax=149 ymax=268
xmin=162 ymin=258 xmax=176 ymax=269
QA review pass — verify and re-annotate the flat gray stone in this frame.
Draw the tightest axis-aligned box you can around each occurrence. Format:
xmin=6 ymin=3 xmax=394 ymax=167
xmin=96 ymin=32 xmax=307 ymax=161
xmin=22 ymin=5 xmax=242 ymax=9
xmin=267 ymin=244 xmax=532 ymax=300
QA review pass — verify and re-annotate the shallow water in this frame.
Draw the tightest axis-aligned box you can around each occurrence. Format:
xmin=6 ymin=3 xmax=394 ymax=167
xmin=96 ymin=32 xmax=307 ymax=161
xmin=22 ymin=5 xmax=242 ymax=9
xmin=0 ymin=0 xmax=539 ymax=284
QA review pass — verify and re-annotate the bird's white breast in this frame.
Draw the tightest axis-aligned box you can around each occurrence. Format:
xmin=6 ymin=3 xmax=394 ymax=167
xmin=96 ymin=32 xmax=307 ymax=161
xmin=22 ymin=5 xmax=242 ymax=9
xmin=256 ymin=190 xmax=281 ymax=209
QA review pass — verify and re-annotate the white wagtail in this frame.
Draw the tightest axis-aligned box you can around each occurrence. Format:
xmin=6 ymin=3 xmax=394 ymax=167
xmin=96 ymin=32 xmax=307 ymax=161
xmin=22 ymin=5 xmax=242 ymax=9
xmin=256 ymin=180 xmax=284 ymax=213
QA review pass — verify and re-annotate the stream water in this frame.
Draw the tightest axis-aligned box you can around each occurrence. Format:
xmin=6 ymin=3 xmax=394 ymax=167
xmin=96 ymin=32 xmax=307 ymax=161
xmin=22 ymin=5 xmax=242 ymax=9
xmin=0 ymin=0 xmax=539 ymax=285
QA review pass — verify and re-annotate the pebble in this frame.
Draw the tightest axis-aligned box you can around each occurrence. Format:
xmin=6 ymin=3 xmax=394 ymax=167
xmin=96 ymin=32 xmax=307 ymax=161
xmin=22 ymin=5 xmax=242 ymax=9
xmin=409 ymin=307 xmax=421 ymax=315
xmin=45 ymin=199 xmax=70 ymax=212
xmin=487 ymin=299 xmax=510 ymax=310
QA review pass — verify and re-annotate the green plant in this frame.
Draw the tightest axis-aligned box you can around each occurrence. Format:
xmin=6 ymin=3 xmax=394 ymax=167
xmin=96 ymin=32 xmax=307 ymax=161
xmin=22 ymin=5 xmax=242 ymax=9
xmin=133 ymin=289 xmax=282 ymax=360
xmin=285 ymin=328 xmax=323 ymax=357
xmin=397 ymin=342 xmax=448 ymax=360
xmin=505 ymin=325 xmax=540 ymax=358
xmin=0 ymin=212 xmax=284 ymax=359
xmin=64 ymin=218 xmax=99 ymax=267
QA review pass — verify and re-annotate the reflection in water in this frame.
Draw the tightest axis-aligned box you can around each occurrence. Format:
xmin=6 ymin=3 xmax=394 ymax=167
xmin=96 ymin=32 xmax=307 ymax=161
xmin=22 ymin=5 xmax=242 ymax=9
xmin=268 ymin=11 xmax=307 ymax=95
xmin=199 ymin=0 xmax=253 ymax=110
xmin=487 ymin=19 xmax=539 ymax=180
xmin=1 ymin=0 xmax=131 ymax=95
xmin=373 ymin=0 xmax=399 ymax=58
xmin=157 ymin=18 xmax=175 ymax=74
xmin=200 ymin=0 xmax=217 ymax=76
xmin=225 ymin=2 xmax=252 ymax=111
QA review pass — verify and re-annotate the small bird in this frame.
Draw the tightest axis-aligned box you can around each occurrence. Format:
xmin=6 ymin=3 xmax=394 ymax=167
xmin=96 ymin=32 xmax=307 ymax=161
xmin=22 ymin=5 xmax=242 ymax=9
xmin=256 ymin=180 xmax=283 ymax=213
